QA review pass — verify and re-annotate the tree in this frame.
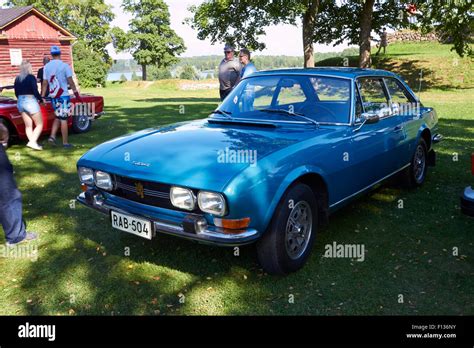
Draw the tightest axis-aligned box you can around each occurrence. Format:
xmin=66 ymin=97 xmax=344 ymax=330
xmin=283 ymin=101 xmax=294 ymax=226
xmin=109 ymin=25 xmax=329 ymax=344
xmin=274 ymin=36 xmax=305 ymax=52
xmin=8 ymin=0 xmax=115 ymax=80
xmin=179 ymin=65 xmax=199 ymax=80
xmin=112 ymin=0 xmax=186 ymax=81
xmin=415 ymin=0 xmax=473 ymax=57
xmin=148 ymin=66 xmax=173 ymax=80
xmin=315 ymin=0 xmax=406 ymax=68
xmin=120 ymin=74 xmax=128 ymax=82
xmin=187 ymin=0 xmax=323 ymax=68
xmin=73 ymin=41 xmax=109 ymax=87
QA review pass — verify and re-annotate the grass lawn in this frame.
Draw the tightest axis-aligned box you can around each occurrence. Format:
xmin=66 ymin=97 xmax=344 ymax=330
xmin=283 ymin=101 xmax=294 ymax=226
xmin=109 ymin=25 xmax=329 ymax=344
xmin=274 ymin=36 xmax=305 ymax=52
xmin=0 ymin=42 xmax=472 ymax=315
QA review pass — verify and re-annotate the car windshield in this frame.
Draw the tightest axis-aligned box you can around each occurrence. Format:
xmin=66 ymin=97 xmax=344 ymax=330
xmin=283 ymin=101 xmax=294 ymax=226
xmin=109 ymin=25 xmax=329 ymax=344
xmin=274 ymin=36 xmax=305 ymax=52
xmin=214 ymin=74 xmax=352 ymax=124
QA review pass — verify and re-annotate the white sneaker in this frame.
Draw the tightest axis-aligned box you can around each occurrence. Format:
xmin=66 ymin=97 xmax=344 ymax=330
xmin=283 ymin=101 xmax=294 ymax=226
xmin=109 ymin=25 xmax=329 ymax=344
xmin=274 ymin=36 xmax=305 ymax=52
xmin=26 ymin=142 xmax=43 ymax=151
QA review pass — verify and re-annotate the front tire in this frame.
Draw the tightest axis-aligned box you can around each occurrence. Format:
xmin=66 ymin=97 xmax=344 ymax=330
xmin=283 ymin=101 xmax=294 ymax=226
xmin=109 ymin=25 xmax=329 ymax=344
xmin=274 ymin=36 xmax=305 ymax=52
xmin=256 ymin=183 xmax=318 ymax=275
xmin=72 ymin=114 xmax=92 ymax=134
xmin=401 ymin=138 xmax=428 ymax=188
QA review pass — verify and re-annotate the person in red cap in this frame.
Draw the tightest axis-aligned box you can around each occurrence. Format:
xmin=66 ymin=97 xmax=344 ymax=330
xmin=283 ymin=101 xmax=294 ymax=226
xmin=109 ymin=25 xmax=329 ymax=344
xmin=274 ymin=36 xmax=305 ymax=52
xmin=41 ymin=45 xmax=82 ymax=148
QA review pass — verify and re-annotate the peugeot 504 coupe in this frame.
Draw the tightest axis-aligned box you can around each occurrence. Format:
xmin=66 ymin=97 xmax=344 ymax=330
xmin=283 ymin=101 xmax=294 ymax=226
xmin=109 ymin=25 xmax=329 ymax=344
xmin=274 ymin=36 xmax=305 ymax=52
xmin=76 ymin=67 xmax=442 ymax=275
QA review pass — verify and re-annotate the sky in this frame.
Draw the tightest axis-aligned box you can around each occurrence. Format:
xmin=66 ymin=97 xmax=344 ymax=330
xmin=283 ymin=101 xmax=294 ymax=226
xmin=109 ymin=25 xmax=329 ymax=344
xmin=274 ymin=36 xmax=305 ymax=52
xmin=106 ymin=0 xmax=353 ymax=59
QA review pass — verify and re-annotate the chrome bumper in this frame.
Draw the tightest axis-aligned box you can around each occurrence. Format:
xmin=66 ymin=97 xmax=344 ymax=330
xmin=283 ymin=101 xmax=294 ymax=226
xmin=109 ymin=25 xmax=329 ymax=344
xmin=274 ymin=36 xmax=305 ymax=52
xmin=76 ymin=190 xmax=260 ymax=246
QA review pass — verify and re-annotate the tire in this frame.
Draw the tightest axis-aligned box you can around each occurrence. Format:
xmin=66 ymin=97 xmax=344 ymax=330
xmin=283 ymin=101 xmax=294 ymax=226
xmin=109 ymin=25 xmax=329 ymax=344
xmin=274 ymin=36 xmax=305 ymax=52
xmin=72 ymin=114 xmax=92 ymax=134
xmin=0 ymin=118 xmax=15 ymax=148
xmin=256 ymin=183 xmax=318 ymax=275
xmin=400 ymin=138 xmax=428 ymax=188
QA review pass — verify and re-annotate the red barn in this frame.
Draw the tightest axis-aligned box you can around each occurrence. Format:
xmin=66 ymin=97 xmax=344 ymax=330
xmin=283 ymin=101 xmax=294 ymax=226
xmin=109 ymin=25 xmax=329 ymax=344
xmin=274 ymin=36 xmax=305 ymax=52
xmin=0 ymin=5 xmax=76 ymax=86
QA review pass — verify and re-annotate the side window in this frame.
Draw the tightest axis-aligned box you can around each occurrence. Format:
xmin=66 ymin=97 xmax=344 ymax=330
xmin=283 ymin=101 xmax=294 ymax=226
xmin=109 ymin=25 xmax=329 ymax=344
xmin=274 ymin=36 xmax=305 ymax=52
xmin=355 ymin=86 xmax=363 ymax=122
xmin=384 ymin=78 xmax=413 ymax=103
xmin=357 ymin=78 xmax=389 ymax=115
xmin=276 ymin=79 xmax=306 ymax=106
xmin=384 ymin=78 xmax=415 ymax=115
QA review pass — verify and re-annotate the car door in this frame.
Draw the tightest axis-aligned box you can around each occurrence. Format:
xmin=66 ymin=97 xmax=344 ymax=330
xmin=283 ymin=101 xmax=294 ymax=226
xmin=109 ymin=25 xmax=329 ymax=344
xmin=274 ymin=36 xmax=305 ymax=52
xmin=350 ymin=77 xmax=406 ymax=191
xmin=383 ymin=77 xmax=421 ymax=166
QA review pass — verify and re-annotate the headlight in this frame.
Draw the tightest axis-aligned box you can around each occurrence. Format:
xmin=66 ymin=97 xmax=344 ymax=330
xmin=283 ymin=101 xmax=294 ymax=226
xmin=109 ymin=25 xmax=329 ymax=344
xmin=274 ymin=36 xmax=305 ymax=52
xmin=198 ymin=191 xmax=226 ymax=216
xmin=78 ymin=167 xmax=94 ymax=185
xmin=170 ymin=186 xmax=196 ymax=211
xmin=95 ymin=171 xmax=113 ymax=191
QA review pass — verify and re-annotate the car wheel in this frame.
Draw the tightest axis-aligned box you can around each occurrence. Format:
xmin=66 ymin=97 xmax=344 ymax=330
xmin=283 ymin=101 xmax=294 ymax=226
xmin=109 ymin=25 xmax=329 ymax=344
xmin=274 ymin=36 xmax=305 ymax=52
xmin=72 ymin=114 xmax=92 ymax=134
xmin=401 ymin=138 xmax=428 ymax=188
xmin=0 ymin=118 xmax=15 ymax=148
xmin=256 ymin=183 xmax=318 ymax=275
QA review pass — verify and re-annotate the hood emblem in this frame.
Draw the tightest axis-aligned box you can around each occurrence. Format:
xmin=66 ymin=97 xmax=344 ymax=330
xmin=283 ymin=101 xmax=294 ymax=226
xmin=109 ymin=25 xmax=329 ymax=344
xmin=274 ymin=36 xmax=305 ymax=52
xmin=135 ymin=182 xmax=145 ymax=199
xmin=132 ymin=161 xmax=151 ymax=167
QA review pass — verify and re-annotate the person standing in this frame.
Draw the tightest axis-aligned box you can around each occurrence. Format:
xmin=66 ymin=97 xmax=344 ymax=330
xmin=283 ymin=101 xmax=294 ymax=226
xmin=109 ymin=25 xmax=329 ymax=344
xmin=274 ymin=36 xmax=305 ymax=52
xmin=238 ymin=48 xmax=257 ymax=80
xmin=0 ymin=122 xmax=38 ymax=246
xmin=37 ymin=56 xmax=50 ymax=97
xmin=42 ymin=46 xmax=82 ymax=148
xmin=14 ymin=60 xmax=44 ymax=151
xmin=238 ymin=49 xmax=258 ymax=112
xmin=376 ymin=28 xmax=388 ymax=55
xmin=218 ymin=44 xmax=241 ymax=101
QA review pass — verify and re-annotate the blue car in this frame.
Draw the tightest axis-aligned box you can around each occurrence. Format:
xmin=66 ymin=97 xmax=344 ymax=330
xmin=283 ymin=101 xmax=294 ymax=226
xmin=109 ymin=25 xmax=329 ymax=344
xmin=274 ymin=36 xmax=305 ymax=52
xmin=76 ymin=68 xmax=442 ymax=275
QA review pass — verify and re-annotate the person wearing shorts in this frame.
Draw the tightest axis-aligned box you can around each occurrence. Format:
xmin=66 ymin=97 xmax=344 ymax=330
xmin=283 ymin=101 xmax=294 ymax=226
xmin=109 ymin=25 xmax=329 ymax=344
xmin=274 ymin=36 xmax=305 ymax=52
xmin=42 ymin=45 xmax=82 ymax=148
xmin=14 ymin=60 xmax=44 ymax=151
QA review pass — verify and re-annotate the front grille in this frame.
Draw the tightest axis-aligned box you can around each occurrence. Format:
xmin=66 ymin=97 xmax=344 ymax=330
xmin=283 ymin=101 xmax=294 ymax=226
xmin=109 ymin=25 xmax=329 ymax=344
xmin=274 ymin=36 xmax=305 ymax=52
xmin=110 ymin=175 xmax=200 ymax=213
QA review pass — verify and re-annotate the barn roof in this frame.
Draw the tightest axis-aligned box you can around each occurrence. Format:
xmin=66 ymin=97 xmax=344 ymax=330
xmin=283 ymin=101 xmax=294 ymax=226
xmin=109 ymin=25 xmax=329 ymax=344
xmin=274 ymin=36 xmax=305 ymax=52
xmin=0 ymin=5 xmax=76 ymax=39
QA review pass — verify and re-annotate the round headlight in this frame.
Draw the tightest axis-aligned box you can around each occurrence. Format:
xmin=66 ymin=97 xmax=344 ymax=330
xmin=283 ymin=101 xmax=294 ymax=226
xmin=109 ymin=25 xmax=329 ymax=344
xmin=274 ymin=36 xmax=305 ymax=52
xmin=170 ymin=186 xmax=196 ymax=211
xmin=78 ymin=167 xmax=94 ymax=185
xmin=198 ymin=191 xmax=226 ymax=216
xmin=95 ymin=171 xmax=113 ymax=191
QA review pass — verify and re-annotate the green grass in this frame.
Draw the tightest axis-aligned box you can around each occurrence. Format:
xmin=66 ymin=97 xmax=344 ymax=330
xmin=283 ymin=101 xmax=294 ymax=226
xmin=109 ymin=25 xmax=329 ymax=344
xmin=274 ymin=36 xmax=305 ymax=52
xmin=0 ymin=43 xmax=473 ymax=315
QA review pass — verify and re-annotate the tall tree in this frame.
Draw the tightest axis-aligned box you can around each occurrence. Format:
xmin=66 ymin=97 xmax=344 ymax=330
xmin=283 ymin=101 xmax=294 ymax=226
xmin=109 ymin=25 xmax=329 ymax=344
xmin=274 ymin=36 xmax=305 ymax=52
xmin=187 ymin=0 xmax=323 ymax=68
xmin=112 ymin=0 xmax=186 ymax=81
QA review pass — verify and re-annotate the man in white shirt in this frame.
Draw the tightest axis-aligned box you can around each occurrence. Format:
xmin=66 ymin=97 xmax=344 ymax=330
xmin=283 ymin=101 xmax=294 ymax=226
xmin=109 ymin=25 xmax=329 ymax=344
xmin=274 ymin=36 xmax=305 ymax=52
xmin=42 ymin=46 xmax=82 ymax=148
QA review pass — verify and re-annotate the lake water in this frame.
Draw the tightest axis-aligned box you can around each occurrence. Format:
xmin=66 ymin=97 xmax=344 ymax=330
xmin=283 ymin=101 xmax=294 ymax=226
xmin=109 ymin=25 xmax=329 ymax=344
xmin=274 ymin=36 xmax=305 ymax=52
xmin=107 ymin=72 xmax=142 ymax=81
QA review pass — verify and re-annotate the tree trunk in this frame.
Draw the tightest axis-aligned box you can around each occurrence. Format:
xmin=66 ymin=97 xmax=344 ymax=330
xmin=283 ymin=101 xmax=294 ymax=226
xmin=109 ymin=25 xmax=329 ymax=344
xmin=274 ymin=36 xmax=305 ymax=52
xmin=142 ymin=64 xmax=147 ymax=81
xmin=302 ymin=0 xmax=320 ymax=68
xmin=359 ymin=0 xmax=375 ymax=68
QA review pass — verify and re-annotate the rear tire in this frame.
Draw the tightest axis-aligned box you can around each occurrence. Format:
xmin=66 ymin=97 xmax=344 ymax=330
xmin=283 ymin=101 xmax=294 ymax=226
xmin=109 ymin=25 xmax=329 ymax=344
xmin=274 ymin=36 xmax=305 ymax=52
xmin=256 ymin=183 xmax=318 ymax=275
xmin=72 ymin=114 xmax=92 ymax=134
xmin=400 ymin=138 xmax=428 ymax=188
xmin=0 ymin=118 xmax=15 ymax=148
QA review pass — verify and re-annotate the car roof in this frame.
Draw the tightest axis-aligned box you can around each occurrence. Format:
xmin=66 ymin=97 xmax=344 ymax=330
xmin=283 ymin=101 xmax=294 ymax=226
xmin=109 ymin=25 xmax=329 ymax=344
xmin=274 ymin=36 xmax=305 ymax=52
xmin=250 ymin=67 xmax=398 ymax=79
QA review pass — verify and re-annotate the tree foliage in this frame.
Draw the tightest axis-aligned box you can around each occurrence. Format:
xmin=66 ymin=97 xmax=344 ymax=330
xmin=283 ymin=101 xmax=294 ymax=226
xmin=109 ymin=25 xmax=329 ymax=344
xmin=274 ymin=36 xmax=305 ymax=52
xmin=7 ymin=0 xmax=115 ymax=84
xmin=415 ymin=0 xmax=473 ymax=57
xmin=112 ymin=0 xmax=186 ymax=80
xmin=72 ymin=41 xmax=109 ymax=87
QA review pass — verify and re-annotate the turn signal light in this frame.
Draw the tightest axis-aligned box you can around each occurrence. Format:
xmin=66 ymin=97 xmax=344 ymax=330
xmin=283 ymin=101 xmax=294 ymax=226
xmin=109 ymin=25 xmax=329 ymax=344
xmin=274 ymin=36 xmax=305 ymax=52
xmin=81 ymin=184 xmax=88 ymax=192
xmin=471 ymin=153 xmax=474 ymax=176
xmin=214 ymin=217 xmax=250 ymax=230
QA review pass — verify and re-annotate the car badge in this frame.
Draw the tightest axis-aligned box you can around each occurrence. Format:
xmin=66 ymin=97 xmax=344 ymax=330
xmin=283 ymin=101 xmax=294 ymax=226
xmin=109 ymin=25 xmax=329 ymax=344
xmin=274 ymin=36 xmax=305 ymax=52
xmin=132 ymin=161 xmax=151 ymax=167
xmin=135 ymin=182 xmax=145 ymax=199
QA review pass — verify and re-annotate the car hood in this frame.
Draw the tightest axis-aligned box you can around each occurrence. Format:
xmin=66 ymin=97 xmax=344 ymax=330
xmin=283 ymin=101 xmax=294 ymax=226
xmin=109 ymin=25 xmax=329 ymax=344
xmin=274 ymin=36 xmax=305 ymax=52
xmin=79 ymin=119 xmax=320 ymax=191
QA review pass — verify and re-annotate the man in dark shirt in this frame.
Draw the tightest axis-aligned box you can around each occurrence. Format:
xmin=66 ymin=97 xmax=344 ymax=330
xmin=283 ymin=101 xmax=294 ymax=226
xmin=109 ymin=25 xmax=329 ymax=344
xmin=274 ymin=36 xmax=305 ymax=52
xmin=37 ymin=56 xmax=50 ymax=97
xmin=0 ymin=123 xmax=37 ymax=246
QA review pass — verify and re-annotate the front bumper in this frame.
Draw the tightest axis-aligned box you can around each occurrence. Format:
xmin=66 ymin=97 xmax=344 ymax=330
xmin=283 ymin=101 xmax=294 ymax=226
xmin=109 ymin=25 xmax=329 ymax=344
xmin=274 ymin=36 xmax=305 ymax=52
xmin=461 ymin=186 xmax=474 ymax=217
xmin=76 ymin=190 xmax=260 ymax=246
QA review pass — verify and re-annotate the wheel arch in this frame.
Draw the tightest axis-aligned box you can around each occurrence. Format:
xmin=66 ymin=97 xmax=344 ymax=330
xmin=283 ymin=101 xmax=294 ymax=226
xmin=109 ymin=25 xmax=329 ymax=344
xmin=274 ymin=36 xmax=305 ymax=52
xmin=263 ymin=166 xmax=330 ymax=232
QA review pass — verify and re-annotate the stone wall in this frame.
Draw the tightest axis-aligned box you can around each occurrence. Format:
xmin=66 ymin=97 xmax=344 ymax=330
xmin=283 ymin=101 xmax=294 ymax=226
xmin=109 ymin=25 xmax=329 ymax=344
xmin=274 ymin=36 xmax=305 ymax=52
xmin=387 ymin=30 xmax=439 ymax=44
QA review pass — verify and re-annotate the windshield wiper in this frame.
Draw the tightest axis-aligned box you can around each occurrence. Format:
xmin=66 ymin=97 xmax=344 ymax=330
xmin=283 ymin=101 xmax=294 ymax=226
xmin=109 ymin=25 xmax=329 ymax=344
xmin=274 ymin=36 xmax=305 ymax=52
xmin=211 ymin=109 xmax=233 ymax=119
xmin=259 ymin=108 xmax=319 ymax=127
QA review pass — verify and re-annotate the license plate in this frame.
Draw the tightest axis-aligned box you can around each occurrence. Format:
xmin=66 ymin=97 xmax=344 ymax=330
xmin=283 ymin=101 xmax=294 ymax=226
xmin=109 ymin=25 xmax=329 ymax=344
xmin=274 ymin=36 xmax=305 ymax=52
xmin=111 ymin=211 xmax=153 ymax=240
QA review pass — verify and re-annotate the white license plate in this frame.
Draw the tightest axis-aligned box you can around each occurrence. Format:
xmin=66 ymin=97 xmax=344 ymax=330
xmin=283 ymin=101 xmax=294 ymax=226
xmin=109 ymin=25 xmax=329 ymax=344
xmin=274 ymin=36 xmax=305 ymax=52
xmin=111 ymin=211 xmax=153 ymax=240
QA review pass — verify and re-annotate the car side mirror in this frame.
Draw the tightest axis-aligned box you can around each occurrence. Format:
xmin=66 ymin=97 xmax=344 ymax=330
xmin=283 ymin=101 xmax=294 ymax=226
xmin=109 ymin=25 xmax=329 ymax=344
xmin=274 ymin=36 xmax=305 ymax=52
xmin=353 ymin=112 xmax=380 ymax=132
xmin=363 ymin=112 xmax=380 ymax=124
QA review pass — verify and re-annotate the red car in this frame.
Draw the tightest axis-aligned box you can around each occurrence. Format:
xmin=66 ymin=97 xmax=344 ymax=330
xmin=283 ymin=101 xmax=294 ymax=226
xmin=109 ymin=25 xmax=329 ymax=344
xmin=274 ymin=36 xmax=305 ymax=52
xmin=0 ymin=91 xmax=104 ymax=146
